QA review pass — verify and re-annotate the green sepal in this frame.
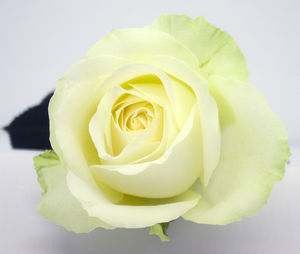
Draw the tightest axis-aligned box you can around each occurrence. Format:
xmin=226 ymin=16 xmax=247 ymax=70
xmin=34 ymin=150 xmax=59 ymax=194
xmin=149 ymin=223 xmax=170 ymax=242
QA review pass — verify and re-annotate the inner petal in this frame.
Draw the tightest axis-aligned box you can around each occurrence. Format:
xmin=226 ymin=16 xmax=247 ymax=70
xmin=126 ymin=108 xmax=153 ymax=131
xmin=89 ymin=84 xmax=165 ymax=165
xmin=89 ymin=64 xmax=196 ymax=167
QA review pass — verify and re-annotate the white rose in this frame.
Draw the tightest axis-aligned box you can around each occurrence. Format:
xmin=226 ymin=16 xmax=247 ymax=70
xmin=34 ymin=14 xmax=290 ymax=240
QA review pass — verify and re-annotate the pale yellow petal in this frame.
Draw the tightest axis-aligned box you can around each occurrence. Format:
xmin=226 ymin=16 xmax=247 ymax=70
xmin=143 ymin=55 xmax=221 ymax=186
xmin=183 ymin=76 xmax=290 ymax=224
xmin=91 ymin=106 xmax=202 ymax=198
xmin=67 ymin=171 xmax=201 ymax=228
xmin=49 ymin=56 xmax=131 ymax=186
xmin=86 ymin=28 xmax=199 ymax=69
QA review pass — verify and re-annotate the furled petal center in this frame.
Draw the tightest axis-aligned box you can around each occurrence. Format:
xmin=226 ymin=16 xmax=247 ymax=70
xmin=118 ymin=101 xmax=154 ymax=136
xmin=127 ymin=108 xmax=152 ymax=131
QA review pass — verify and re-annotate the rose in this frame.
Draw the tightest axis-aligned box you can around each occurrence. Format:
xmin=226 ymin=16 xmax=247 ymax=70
xmin=34 ymin=14 xmax=290 ymax=240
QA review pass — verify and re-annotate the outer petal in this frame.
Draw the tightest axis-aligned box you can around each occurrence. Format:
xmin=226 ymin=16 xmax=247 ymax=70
xmin=183 ymin=76 xmax=291 ymax=224
xmin=150 ymin=14 xmax=249 ymax=82
xmin=34 ymin=151 xmax=112 ymax=232
xmin=49 ymin=55 xmax=131 ymax=187
xmin=67 ymin=171 xmax=200 ymax=228
xmin=86 ymin=28 xmax=199 ymax=69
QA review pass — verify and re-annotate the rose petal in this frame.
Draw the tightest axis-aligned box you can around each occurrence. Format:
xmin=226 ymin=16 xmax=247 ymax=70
xmin=86 ymin=28 xmax=199 ymax=69
xmin=150 ymin=14 xmax=249 ymax=82
xmin=34 ymin=151 xmax=113 ymax=232
xmin=183 ymin=76 xmax=291 ymax=224
xmin=49 ymin=55 xmax=131 ymax=185
xmin=67 ymin=170 xmax=201 ymax=228
xmin=143 ymin=55 xmax=221 ymax=186
xmin=91 ymin=106 xmax=202 ymax=198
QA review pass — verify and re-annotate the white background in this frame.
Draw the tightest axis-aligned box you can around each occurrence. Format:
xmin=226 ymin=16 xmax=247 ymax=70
xmin=0 ymin=0 xmax=299 ymax=253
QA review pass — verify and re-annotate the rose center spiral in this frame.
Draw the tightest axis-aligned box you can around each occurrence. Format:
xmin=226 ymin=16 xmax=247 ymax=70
xmin=126 ymin=108 xmax=153 ymax=132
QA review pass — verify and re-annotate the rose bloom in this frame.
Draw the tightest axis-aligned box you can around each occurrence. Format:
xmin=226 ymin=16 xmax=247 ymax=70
xmin=34 ymin=14 xmax=290 ymax=238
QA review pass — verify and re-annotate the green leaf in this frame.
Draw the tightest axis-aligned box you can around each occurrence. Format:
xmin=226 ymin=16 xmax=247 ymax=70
xmin=33 ymin=151 xmax=112 ymax=232
xmin=149 ymin=223 xmax=170 ymax=242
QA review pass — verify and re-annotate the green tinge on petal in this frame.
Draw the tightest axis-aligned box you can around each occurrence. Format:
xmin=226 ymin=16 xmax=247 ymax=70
xmin=149 ymin=223 xmax=170 ymax=242
xmin=34 ymin=151 xmax=112 ymax=232
xmin=183 ymin=76 xmax=291 ymax=224
xmin=151 ymin=14 xmax=249 ymax=82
